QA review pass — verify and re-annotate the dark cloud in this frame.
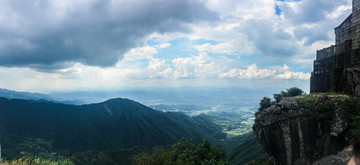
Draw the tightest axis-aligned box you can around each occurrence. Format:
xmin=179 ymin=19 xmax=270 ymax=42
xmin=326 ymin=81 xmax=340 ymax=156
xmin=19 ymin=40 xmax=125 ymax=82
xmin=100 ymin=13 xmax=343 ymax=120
xmin=278 ymin=0 xmax=351 ymax=45
xmin=0 ymin=0 xmax=218 ymax=70
xmin=293 ymin=21 xmax=334 ymax=46
xmin=279 ymin=0 xmax=348 ymax=24
xmin=241 ymin=20 xmax=299 ymax=57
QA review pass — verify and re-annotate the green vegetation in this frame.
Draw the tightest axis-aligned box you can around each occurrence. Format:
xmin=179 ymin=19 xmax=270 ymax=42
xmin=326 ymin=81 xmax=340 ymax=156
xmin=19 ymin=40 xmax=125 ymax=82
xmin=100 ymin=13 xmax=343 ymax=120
xmin=71 ymin=147 xmax=147 ymax=165
xmin=341 ymin=99 xmax=360 ymax=134
xmin=212 ymin=112 xmax=255 ymax=137
xmin=299 ymin=94 xmax=360 ymax=134
xmin=298 ymin=94 xmax=316 ymax=109
xmin=225 ymin=132 xmax=267 ymax=165
xmin=2 ymin=157 xmax=74 ymax=165
xmin=271 ymin=87 xmax=304 ymax=105
xmin=274 ymin=87 xmax=304 ymax=103
xmin=255 ymin=87 xmax=304 ymax=117
xmin=255 ymin=97 xmax=272 ymax=117
xmin=304 ymin=144 xmax=315 ymax=159
xmin=0 ymin=96 xmax=266 ymax=165
xmin=133 ymin=138 xmax=228 ymax=165
xmin=0 ymin=97 xmax=224 ymax=160
xmin=315 ymin=103 xmax=334 ymax=124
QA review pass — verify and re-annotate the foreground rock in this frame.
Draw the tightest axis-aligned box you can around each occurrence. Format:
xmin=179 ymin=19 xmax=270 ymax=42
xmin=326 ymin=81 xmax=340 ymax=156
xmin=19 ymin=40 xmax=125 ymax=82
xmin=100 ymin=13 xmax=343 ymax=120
xmin=344 ymin=67 xmax=360 ymax=96
xmin=253 ymin=95 xmax=352 ymax=165
xmin=312 ymin=146 xmax=352 ymax=165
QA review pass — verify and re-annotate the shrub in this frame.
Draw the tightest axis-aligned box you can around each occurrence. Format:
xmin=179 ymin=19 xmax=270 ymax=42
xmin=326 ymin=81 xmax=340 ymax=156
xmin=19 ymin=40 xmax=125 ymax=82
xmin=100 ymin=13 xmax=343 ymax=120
xmin=255 ymin=87 xmax=304 ymax=117
xmin=341 ymin=99 xmax=360 ymax=134
xmin=285 ymin=87 xmax=304 ymax=97
xmin=315 ymin=103 xmax=333 ymax=124
xmin=255 ymin=97 xmax=272 ymax=117
xmin=273 ymin=87 xmax=304 ymax=103
xmin=133 ymin=138 xmax=228 ymax=165
xmin=299 ymin=95 xmax=316 ymax=109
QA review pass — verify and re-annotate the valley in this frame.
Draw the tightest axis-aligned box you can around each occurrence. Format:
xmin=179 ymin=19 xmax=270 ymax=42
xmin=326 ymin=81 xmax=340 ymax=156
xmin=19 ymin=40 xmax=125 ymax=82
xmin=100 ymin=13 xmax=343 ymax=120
xmin=0 ymin=88 xmax=270 ymax=165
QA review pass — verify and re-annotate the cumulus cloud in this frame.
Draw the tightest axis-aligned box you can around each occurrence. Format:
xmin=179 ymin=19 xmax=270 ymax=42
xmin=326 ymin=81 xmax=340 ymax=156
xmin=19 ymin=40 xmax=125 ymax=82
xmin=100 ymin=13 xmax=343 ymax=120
xmin=172 ymin=53 xmax=223 ymax=79
xmin=276 ymin=71 xmax=310 ymax=80
xmin=219 ymin=64 xmax=310 ymax=80
xmin=0 ymin=0 xmax=218 ymax=70
xmin=124 ymin=46 xmax=158 ymax=60
xmin=219 ymin=64 xmax=277 ymax=79
xmin=126 ymin=58 xmax=172 ymax=79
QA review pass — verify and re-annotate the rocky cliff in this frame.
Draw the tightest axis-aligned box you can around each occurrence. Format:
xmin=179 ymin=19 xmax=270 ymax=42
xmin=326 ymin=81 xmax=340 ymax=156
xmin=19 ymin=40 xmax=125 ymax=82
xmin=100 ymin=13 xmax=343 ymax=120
xmin=253 ymin=94 xmax=354 ymax=165
xmin=344 ymin=66 xmax=360 ymax=96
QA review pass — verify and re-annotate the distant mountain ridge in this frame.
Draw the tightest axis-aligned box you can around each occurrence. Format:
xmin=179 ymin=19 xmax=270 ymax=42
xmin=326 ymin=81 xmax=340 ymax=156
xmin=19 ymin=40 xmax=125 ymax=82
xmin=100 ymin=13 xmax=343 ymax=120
xmin=0 ymin=97 xmax=225 ymax=159
xmin=0 ymin=88 xmax=85 ymax=105
xmin=0 ymin=88 xmax=50 ymax=100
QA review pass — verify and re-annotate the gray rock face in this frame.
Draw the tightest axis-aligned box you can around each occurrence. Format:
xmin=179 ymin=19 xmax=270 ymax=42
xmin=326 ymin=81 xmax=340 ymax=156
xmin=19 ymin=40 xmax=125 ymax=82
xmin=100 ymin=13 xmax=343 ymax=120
xmin=253 ymin=95 xmax=351 ymax=165
xmin=344 ymin=67 xmax=360 ymax=96
xmin=312 ymin=146 xmax=352 ymax=165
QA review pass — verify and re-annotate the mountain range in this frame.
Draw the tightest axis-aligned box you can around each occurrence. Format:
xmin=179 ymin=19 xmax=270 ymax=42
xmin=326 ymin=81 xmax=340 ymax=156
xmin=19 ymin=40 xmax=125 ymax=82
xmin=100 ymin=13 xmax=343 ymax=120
xmin=0 ymin=97 xmax=225 ymax=160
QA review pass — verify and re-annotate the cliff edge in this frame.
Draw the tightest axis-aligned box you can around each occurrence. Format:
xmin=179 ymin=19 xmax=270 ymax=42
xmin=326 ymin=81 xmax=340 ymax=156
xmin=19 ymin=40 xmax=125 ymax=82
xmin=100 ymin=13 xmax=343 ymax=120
xmin=253 ymin=94 xmax=356 ymax=165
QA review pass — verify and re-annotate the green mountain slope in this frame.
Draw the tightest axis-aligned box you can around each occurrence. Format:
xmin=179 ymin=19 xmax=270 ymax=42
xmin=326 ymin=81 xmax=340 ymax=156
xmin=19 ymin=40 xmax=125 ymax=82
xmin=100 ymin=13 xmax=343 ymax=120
xmin=0 ymin=97 xmax=224 ymax=159
xmin=226 ymin=132 xmax=267 ymax=165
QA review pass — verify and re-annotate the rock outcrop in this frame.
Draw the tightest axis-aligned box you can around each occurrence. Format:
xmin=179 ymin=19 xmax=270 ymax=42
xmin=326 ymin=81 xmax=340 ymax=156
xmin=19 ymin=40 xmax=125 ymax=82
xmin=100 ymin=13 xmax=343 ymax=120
xmin=253 ymin=95 xmax=352 ymax=165
xmin=344 ymin=67 xmax=360 ymax=96
xmin=312 ymin=146 xmax=352 ymax=165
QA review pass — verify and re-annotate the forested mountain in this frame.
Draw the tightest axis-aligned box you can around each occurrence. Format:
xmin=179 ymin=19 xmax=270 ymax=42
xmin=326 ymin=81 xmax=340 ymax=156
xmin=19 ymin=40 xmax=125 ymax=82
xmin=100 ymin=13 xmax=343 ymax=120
xmin=0 ymin=97 xmax=225 ymax=159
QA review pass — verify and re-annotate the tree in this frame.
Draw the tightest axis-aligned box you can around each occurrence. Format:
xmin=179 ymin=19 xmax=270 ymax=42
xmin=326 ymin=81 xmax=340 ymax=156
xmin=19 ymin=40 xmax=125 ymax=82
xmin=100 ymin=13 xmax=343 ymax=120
xmin=255 ymin=97 xmax=273 ymax=117
xmin=273 ymin=93 xmax=283 ymax=103
xmin=255 ymin=87 xmax=304 ymax=117
xmin=133 ymin=138 xmax=228 ymax=165
xmin=273 ymin=87 xmax=304 ymax=103
xmin=285 ymin=87 xmax=304 ymax=97
xmin=259 ymin=97 xmax=272 ymax=112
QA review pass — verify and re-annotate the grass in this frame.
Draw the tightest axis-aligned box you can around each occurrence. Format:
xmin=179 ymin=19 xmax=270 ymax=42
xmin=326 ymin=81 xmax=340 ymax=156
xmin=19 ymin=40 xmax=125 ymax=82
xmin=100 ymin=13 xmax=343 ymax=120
xmin=299 ymin=94 xmax=316 ymax=109
xmin=340 ymin=98 xmax=360 ymax=134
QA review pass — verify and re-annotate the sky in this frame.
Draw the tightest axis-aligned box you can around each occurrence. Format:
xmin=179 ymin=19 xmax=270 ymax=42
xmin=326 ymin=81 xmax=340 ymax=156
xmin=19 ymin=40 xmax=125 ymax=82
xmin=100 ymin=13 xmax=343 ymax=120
xmin=0 ymin=0 xmax=353 ymax=93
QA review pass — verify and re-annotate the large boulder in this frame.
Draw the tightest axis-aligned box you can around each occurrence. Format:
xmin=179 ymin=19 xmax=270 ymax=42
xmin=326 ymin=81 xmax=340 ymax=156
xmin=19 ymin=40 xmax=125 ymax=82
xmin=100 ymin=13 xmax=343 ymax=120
xmin=253 ymin=95 xmax=351 ymax=165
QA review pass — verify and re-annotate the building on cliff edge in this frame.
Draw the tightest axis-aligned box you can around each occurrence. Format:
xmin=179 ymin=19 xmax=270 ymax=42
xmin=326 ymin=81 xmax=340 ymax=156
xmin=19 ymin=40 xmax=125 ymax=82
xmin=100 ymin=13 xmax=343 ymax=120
xmin=310 ymin=0 xmax=360 ymax=94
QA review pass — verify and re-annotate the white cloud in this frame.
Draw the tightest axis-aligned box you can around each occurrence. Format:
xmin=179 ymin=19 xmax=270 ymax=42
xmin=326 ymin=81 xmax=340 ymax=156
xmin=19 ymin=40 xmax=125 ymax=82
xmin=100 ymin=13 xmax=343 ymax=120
xmin=172 ymin=53 xmax=223 ymax=79
xmin=219 ymin=64 xmax=276 ymax=79
xmin=276 ymin=71 xmax=310 ymax=80
xmin=219 ymin=64 xmax=310 ymax=80
xmin=195 ymin=40 xmax=255 ymax=55
xmin=124 ymin=58 xmax=173 ymax=79
xmin=156 ymin=43 xmax=171 ymax=49
xmin=147 ymin=59 xmax=173 ymax=79
xmin=269 ymin=64 xmax=290 ymax=72
xmin=124 ymin=46 xmax=158 ymax=60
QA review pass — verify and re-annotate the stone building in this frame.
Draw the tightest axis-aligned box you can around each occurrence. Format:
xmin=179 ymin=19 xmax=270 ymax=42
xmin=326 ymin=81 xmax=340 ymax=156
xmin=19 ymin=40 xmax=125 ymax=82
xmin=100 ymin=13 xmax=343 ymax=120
xmin=310 ymin=0 xmax=360 ymax=94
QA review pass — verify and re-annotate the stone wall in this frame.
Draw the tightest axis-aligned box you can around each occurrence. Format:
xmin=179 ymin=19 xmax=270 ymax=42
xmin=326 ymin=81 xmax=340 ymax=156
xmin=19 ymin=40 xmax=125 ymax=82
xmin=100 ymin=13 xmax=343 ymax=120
xmin=310 ymin=52 xmax=349 ymax=93
xmin=335 ymin=15 xmax=352 ymax=45
xmin=352 ymin=0 xmax=360 ymax=49
xmin=310 ymin=0 xmax=360 ymax=94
